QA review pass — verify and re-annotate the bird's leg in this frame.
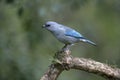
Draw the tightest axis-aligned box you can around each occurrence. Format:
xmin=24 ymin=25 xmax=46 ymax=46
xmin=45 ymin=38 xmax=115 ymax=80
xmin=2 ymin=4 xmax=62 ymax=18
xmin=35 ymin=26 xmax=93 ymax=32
xmin=61 ymin=44 xmax=69 ymax=52
xmin=61 ymin=44 xmax=73 ymax=52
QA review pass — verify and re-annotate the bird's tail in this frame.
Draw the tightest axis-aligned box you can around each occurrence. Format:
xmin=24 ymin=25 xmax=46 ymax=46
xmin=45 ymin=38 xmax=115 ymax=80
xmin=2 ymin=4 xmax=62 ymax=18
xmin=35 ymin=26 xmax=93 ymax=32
xmin=80 ymin=38 xmax=96 ymax=46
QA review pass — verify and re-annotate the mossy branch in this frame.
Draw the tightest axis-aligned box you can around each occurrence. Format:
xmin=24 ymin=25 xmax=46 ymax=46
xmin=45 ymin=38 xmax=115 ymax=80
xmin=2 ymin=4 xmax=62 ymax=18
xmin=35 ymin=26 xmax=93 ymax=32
xmin=40 ymin=50 xmax=120 ymax=80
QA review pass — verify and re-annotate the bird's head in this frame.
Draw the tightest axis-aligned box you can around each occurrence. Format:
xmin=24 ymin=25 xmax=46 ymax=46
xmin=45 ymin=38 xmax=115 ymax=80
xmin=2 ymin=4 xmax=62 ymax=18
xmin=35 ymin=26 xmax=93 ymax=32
xmin=43 ymin=21 xmax=61 ymax=32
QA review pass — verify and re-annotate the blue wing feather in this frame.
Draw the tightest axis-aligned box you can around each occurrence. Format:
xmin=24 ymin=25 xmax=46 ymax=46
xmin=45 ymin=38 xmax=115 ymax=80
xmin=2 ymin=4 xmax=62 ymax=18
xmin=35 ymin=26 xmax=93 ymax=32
xmin=65 ymin=29 xmax=96 ymax=46
xmin=65 ymin=29 xmax=83 ymax=38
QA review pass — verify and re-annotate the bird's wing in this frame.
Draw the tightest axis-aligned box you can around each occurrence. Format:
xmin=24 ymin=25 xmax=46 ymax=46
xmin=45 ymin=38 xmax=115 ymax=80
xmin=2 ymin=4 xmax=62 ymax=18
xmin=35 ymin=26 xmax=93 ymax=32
xmin=65 ymin=29 xmax=84 ymax=38
xmin=65 ymin=29 xmax=96 ymax=45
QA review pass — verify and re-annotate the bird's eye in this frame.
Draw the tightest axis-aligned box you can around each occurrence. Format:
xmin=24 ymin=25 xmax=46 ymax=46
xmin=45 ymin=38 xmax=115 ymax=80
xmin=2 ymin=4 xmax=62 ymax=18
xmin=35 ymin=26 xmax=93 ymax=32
xmin=46 ymin=24 xmax=50 ymax=27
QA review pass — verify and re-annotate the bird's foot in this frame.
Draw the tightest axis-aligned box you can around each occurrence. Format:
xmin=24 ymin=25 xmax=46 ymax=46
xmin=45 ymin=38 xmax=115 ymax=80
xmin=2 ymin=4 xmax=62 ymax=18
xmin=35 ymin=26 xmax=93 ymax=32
xmin=58 ymin=44 xmax=70 ymax=53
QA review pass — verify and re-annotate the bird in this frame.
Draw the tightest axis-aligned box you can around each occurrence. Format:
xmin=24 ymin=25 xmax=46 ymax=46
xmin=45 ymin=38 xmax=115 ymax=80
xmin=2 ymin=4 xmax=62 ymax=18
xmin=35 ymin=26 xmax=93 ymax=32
xmin=43 ymin=21 xmax=96 ymax=51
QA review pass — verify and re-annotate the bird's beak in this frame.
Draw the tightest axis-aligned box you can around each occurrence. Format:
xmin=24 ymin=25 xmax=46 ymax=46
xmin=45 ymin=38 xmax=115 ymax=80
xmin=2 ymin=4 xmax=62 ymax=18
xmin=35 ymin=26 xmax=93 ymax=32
xmin=42 ymin=25 xmax=45 ymax=28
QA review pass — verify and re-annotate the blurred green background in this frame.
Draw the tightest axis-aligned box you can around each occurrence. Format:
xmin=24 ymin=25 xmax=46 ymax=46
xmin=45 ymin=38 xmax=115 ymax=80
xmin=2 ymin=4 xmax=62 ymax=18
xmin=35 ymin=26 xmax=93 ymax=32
xmin=0 ymin=0 xmax=120 ymax=80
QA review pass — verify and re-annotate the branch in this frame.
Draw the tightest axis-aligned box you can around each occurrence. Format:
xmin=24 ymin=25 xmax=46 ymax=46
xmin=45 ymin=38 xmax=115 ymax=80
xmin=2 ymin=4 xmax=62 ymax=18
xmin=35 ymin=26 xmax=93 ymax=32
xmin=40 ymin=50 xmax=120 ymax=80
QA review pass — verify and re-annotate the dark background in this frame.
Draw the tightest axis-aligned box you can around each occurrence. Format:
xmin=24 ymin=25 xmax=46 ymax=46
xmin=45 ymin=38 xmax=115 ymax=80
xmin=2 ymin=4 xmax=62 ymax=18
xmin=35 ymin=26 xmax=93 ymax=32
xmin=0 ymin=0 xmax=120 ymax=80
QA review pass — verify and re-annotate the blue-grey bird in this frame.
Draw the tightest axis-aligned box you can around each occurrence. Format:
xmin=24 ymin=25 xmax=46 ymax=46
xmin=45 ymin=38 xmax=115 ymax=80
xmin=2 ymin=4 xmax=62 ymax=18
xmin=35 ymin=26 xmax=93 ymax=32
xmin=43 ymin=21 xmax=96 ymax=50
